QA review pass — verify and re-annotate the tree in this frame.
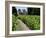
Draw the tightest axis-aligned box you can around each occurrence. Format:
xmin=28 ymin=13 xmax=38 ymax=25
xmin=23 ymin=9 xmax=26 ymax=12
xmin=18 ymin=9 xmax=21 ymax=13
xmin=18 ymin=9 xmax=22 ymax=15
xmin=33 ymin=8 xmax=40 ymax=15
xmin=23 ymin=9 xmax=28 ymax=15
xmin=12 ymin=7 xmax=17 ymax=16
xmin=27 ymin=7 xmax=32 ymax=15
xmin=28 ymin=7 xmax=40 ymax=15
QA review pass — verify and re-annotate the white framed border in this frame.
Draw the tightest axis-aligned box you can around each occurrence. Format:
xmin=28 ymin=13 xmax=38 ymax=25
xmin=9 ymin=3 xmax=43 ymax=34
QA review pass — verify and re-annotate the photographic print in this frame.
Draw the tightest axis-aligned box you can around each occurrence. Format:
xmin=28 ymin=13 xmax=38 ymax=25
xmin=12 ymin=7 xmax=40 ymax=31
xmin=5 ymin=1 xmax=45 ymax=37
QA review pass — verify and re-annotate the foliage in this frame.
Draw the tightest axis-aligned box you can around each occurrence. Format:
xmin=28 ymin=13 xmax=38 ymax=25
xmin=12 ymin=15 xmax=24 ymax=31
xmin=28 ymin=8 xmax=40 ymax=15
xmin=18 ymin=15 xmax=40 ymax=30
xmin=12 ymin=15 xmax=18 ymax=31
xmin=12 ymin=15 xmax=40 ymax=31
xmin=12 ymin=7 xmax=18 ymax=16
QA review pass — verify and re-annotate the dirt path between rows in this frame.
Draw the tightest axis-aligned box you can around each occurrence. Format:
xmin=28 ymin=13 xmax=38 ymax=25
xmin=16 ymin=19 xmax=30 ymax=30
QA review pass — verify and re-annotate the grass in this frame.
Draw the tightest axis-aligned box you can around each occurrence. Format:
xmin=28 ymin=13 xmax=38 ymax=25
xmin=12 ymin=15 xmax=40 ymax=31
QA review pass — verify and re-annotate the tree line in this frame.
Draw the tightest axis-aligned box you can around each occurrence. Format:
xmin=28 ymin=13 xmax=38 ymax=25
xmin=12 ymin=7 xmax=40 ymax=16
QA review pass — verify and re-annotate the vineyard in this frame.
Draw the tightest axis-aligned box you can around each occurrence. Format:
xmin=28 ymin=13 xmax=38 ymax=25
xmin=12 ymin=15 xmax=40 ymax=31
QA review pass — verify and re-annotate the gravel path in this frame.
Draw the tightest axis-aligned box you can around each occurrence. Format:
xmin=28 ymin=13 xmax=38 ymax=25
xmin=16 ymin=19 xmax=30 ymax=30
